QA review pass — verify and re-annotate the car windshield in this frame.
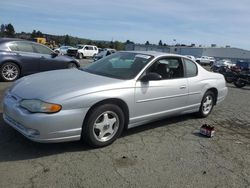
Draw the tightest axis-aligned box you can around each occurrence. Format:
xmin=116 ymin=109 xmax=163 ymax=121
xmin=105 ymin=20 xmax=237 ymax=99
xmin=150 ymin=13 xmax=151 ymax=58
xmin=83 ymin=52 xmax=153 ymax=79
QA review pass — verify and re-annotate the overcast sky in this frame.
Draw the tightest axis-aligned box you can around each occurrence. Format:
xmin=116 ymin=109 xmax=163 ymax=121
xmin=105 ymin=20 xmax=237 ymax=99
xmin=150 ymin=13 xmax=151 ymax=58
xmin=1 ymin=0 xmax=250 ymax=49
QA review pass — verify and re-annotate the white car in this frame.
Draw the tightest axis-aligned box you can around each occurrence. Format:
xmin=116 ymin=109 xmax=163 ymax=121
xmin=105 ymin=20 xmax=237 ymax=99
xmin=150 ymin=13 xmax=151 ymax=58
xmin=196 ymin=56 xmax=216 ymax=66
xmin=217 ymin=59 xmax=235 ymax=68
xmin=185 ymin=55 xmax=196 ymax=61
xmin=77 ymin=45 xmax=98 ymax=59
xmin=54 ymin=46 xmax=73 ymax=55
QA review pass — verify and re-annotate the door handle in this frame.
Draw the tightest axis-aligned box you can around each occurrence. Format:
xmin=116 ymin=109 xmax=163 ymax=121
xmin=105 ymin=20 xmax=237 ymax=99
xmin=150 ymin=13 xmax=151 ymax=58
xmin=180 ymin=85 xmax=187 ymax=89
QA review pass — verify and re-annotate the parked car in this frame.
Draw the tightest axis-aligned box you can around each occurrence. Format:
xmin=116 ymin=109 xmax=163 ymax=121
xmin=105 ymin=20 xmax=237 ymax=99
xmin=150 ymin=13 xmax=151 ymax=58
xmin=93 ymin=48 xmax=116 ymax=61
xmin=185 ymin=55 xmax=196 ymax=61
xmin=3 ymin=51 xmax=228 ymax=147
xmin=196 ymin=56 xmax=215 ymax=66
xmin=211 ymin=59 xmax=235 ymax=72
xmin=0 ymin=38 xmax=80 ymax=82
xmin=67 ymin=45 xmax=98 ymax=59
xmin=232 ymin=60 xmax=250 ymax=71
xmin=54 ymin=46 xmax=74 ymax=55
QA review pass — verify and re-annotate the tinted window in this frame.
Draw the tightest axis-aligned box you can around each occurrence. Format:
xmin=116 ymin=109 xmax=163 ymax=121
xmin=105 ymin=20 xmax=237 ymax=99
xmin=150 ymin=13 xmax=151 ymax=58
xmin=86 ymin=46 xmax=94 ymax=50
xmin=33 ymin=44 xmax=52 ymax=55
xmin=184 ymin=58 xmax=198 ymax=77
xmin=147 ymin=57 xmax=184 ymax=79
xmin=16 ymin=42 xmax=34 ymax=53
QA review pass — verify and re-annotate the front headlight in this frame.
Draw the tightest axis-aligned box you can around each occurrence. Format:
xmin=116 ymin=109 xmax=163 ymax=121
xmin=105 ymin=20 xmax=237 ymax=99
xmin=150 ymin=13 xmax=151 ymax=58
xmin=20 ymin=99 xmax=62 ymax=113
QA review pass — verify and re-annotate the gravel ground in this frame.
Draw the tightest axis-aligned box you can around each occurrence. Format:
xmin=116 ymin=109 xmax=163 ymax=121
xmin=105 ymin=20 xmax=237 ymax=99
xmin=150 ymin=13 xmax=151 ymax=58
xmin=0 ymin=62 xmax=249 ymax=188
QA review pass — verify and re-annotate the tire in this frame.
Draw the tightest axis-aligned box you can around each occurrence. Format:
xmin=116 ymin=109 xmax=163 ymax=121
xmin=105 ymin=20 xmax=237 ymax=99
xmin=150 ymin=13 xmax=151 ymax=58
xmin=68 ymin=62 xmax=77 ymax=69
xmin=225 ymin=76 xmax=234 ymax=83
xmin=78 ymin=53 xmax=83 ymax=59
xmin=234 ymin=79 xmax=246 ymax=88
xmin=82 ymin=104 xmax=125 ymax=147
xmin=0 ymin=62 xmax=20 ymax=82
xmin=197 ymin=91 xmax=215 ymax=118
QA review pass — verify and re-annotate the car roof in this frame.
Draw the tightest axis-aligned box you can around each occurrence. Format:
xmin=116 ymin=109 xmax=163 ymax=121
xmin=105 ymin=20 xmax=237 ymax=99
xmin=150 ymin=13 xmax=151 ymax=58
xmin=124 ymin=51 xmax=184 ymax=58
xmin=0 ymin=38 xmax=24 ymax=44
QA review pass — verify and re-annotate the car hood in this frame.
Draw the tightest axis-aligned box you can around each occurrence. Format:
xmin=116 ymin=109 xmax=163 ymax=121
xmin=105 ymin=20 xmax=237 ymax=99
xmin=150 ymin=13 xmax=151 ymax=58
xmin=10 ymin=69 xmax=127 ymax=101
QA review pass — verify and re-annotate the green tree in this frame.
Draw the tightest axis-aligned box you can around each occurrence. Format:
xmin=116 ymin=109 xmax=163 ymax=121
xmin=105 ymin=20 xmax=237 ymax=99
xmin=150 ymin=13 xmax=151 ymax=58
xmin=158 ymin=40 xmax=163 ymax=46
xmin=64 ymin=34 xmax=70 ymax=45
xmin=145 ymin=41 xmax=150 ymax=45
xmin=113 ymin=41 xmax=125 ymax=50
xmin=0 ymin=24 xmax=5 ymax=36
xmin=4 ymin=23 xmax=15 ymax=37
xmin=125 ymin=40 xmax=134 ymax=44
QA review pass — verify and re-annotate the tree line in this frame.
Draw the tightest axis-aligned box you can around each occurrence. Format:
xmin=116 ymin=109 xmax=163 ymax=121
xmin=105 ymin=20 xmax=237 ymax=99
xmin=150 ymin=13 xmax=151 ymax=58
xmin=0 ymin=23 xmax=178 ymax=50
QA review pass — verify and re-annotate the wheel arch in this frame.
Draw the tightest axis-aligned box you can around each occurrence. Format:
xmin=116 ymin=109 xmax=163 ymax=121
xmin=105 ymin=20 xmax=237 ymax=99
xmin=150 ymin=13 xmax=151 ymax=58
xmin=83 ymin=98 xmax=130 ymax=130
xmin=0 ymin=59 xmax=22 ymax=71
xmin=206 ymin=87 xmax=218 ymax=105
xmin=69 ymin=61 xmax=80 ymax=68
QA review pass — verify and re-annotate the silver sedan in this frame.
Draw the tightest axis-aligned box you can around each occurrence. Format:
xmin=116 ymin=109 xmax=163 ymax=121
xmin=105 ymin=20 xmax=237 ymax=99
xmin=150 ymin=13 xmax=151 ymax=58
xmin=3 ymin=51 xmax=228 ymax=147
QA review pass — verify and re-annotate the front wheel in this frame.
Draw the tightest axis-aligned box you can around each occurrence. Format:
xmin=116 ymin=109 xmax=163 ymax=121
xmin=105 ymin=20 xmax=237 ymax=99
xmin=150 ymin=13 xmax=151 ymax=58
xmin=82 ymin=104 xmax=125 ymax=147
xmin=78 ymin=53 xmax=83 ymax=59
xmin=0 ymin=62 xmax=20 ymax=82
xmin=197 ymin=91 xmax=215 ymax=118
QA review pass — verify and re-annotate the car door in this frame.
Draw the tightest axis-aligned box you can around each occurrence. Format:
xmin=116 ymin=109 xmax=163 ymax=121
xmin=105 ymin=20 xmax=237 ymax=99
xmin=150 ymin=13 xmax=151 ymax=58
xmin=182 ymin=58 xmax=203 ymax=107
xmin=134 ymin=56 xmax=188 ymax=122
xmin=32 ymin=43 xmax=67 ymax=71
xmin=9 ymin=41 xmax=40 ymax=75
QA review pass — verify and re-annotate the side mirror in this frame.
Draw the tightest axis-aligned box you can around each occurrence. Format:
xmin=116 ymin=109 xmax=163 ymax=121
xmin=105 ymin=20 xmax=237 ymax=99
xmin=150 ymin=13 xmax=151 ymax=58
xmin=141 ymin=72 xmax=162 ymax=82
xmin=51 ymin=52 xmax=58 ymax=58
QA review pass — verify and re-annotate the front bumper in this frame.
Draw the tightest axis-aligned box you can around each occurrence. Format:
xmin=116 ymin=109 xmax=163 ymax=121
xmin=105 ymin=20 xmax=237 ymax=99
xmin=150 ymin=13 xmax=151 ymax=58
xmin=3 ymin=92 xmax=89 ymax=143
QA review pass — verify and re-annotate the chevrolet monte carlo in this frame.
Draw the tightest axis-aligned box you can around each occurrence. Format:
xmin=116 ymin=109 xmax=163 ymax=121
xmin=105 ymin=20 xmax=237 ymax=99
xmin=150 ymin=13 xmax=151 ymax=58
xmin=3 ymin=51 xmax=228 ymax=147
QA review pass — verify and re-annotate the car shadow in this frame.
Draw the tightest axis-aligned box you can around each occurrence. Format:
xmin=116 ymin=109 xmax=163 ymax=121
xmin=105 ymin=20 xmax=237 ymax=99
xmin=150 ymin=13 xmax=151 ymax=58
xmin=0 ymin=113 xmax=195 ymax=162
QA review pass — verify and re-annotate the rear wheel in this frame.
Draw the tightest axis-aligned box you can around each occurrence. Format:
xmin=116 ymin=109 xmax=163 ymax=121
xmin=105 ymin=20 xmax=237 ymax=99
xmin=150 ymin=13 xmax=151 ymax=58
xmin=197 ymin=91 xmax=215 ymax=118
xmin=68 ymin=62 xmax=77 ymax=69
xmin=82 ymin=104 xmax=125 ymax=147
xmin=0 ymin=62 xmax=20 ymax=82
xmin=234 ymin=79 xmax=246 ymax=88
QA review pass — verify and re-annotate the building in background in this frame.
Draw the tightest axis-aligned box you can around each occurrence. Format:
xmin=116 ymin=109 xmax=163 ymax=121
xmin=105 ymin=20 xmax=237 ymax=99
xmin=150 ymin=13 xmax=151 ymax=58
xmin=125 ymin=44 xmax=250 ymax=62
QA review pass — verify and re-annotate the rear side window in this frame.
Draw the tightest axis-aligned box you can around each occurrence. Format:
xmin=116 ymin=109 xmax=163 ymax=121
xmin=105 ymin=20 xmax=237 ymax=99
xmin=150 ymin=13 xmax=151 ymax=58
xmin=33 ymin=43 xmax=52 ymax=55
xmin=8 ymin=42 xmax=19 ymax=51
xmin=184 ymin=58 xmax=198 ymax=77
xmin=16 ymin=42 xmax=34 ymax=53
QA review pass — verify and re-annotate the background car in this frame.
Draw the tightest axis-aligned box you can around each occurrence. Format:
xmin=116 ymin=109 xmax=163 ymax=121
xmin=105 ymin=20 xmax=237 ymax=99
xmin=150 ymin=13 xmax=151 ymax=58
xmin=0 ymin=38 xmax=80 ymax=81
xmin=93 ymin=48 xmax=116 ymax=61
xmin=54 ymin=45 xmax=74 ymax=55
xmin=196 ymin=56 xmax=216 ymax=66
xmin=233 ymin=60 xmax=250 ymax=71
xmin=185 ymin=55 xmax=196 ymax=61
xmin=211 ymin=59 xmax=235 ymax=72
xmin=3 ymin=51 xmax=227 ymax=147
xmin=67 ymin=45 xmax=98 ymax=59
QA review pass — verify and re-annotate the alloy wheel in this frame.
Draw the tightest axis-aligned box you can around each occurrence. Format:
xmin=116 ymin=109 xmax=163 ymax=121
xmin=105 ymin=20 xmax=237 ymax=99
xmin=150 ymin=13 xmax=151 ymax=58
xmin=93 ymin=111 xmax=119 ymax=142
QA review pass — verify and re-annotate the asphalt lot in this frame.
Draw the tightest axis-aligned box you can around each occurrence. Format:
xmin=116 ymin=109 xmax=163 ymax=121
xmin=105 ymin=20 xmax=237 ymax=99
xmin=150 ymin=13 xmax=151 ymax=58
xmin=0 ymin=61 xmax=249 ymax=188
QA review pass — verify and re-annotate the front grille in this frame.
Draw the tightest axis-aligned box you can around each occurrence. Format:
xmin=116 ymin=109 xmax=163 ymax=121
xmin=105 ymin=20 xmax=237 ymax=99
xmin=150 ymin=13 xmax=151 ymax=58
xmin=67 ymin=49 xmax=78 ymax=57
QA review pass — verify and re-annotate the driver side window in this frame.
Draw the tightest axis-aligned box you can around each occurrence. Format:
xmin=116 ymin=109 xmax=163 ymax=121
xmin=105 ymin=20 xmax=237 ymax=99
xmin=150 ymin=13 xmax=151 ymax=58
xmin=147 ymin=57 xmax=184 ymax=79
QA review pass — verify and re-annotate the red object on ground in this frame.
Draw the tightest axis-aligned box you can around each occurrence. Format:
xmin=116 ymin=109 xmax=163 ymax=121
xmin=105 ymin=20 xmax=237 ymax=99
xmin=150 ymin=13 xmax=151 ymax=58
xmin=200 ymin=124 xmax=215 ymax=137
